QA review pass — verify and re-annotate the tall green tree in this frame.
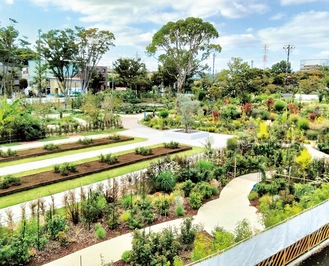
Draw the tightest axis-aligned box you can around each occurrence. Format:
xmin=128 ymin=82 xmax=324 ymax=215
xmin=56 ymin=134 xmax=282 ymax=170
xmin=38 ymin=28 xmax=80 ymax=107
xmin=146 ymin=17 xmax=221 ymax=93
xmin=76 ymin=27 xmax=115 ymax=93
xmin=113 ymin=57 xmax=150 ymax=94
xmin=0 ymin=20 xmax=19 ymax=96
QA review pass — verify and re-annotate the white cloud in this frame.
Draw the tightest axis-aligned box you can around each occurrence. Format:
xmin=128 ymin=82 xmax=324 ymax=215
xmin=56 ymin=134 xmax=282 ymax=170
xmin=4 ymin=0 xmax=14 ymax=4
xmin=258 ymin=10 xmax=329 ymax=50
xmin=270 ymin=12 xmax=285 ymax=20
xmin=280 ymin=0 xmax=329 ymax=5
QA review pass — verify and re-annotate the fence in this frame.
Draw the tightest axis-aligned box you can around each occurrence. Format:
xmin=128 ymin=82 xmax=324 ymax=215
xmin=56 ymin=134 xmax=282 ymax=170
xmin=190 ymin=199 xmax=329 ymax=266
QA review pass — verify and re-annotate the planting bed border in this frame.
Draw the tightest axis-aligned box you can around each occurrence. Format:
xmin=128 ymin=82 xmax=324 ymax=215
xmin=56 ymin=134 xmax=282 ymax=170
xmin=0 ymin=145 xmax=192 ymax=197
xmin=0 ymin=136 xmax=134 ymax=163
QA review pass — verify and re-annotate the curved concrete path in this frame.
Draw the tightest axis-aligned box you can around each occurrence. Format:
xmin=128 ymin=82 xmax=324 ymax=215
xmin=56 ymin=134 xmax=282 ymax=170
xmin=43 ymin=172 xmax=264 ymax=266
xmin=1 ymin=114 xmax=326 ymax=266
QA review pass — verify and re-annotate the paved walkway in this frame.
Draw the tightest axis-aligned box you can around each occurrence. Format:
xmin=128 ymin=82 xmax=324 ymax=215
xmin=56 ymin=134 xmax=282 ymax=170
xmin=1 ymin=114 xmax=327 ymax=266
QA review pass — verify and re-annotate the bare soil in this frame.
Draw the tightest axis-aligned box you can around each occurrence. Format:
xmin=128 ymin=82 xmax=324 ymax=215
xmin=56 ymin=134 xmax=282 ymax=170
xmin=0 ymin=145 xmax=192 ymax=196
xmin=0 ymin=136 xmax=134 ymax=163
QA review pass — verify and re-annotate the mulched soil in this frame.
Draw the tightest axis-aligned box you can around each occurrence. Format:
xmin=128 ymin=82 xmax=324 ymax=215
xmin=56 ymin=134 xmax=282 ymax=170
xmin=0 ymin=145 xmax=192 ymax=197
xmin=27 ymin=196 xmax=221 ymax=266
xmin=0 ymin=136 xmax=134 ymax=163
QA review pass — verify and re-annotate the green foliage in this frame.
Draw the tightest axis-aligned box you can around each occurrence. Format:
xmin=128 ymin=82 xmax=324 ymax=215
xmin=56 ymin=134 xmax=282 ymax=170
xmin=46 ymin=214 xmax=68 ymax=240
xmin=234 ymin=219 xmax=253 ymax=242
xmin=180 ymin=217 xmax=200 ymax=246
xmin=108 ymin=134 xmax=120 ymax=140
xmin=181 ymin=179 xmax=195 ymax=197
xmin=295 ymin=149 xmax=312 ymax=169
xmin=12 ymin=114 xmax=46 ymax=141
xmin=43 ymin=143 xmax=59 ymax=150
xmin=189 ymin=191 xmax=203 ymax=209
xmin=212 ymin=226 xmax=235 ymax=251
xmin=81 ymin=191 xmax=106 ymax=228
xmin=135 ymin=146 xmax=153 ymax=155
xmin=0 ymin=237 xmax=30 ymax=266
xmin=226 ymin=137 xmax=239 ymax=152
xmin=53 ymin=162 xmax=78 ymax=176
xmin=95 ymin=223 xmax=106 ymax=239
xmin=296 ymin=118 xmax=309 ymax=130
xmin=78 ymin=137 xmax=93 ymax=145
xmin=158 ymin=109 xmax=169 ymax=119
xmin=163 ymin=141 xmax=179 ymax=149
xmin=274 ymin=101 xmax=286 ymax=112
xmin=155 ymin=171 xmax=177 ymax=193
xmin=155 ymin=197 xmax=171 ymax=216
xmin=248 ymin=191 xmax=259 ymax=201
xmin=99 ymin=153 xmax=118 ymax=164
xmin=191 ymin=232 xmax=213 ymax=261
xmin=0 ymin=175 xmax=21 ymax=189
xmin=0 ymin=148 xmax=17 ymax=158
xmin=175 ymin=205 xmax=185 ymax=216
xmin=128 ymin=227 xmax=181 ymax=266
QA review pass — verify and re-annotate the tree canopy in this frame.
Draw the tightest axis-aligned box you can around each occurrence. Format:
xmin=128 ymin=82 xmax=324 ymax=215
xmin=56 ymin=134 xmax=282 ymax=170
xmin=146 ymin=17 xmax=221 ymax=93
xmin=76 ymin=27 xmax=115 ymax=93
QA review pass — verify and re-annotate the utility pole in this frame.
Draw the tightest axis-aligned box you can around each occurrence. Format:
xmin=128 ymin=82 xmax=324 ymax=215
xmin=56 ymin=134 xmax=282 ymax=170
xmin=283 ymin=44 xmax=295 ymax=85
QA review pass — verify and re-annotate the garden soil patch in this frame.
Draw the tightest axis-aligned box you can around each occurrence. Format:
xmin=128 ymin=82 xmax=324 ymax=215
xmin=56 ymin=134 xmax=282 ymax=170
xmin=0 ymin=145 xmax=192 ymax=196
xmin=0 ymin=136 xmax=134 ymax=163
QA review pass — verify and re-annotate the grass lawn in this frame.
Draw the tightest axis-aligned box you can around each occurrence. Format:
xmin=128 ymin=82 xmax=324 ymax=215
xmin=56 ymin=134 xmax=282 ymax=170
xmin=0 ymin=137 xmax=145 ymax=168
xmin=0 ymin=146 xmax=203 ymax=209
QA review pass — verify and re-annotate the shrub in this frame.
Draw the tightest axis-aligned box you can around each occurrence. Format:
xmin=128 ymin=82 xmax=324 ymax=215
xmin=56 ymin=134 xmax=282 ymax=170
xmin=158 ymin=109 xmax=169 ymax=119
xmin=78 ymin=137 xmax=93 ymax=145
xmin=0 ymin=148 xmax=17 ymax=158
xmin=226 ymin=137 xmax=239 ymax=152
xmin=211 ymin=185 xmax=220 ymax=196
xmin=46 ymin=214 xmax=68 ymax=240
xmin=248 ymin=191 xmax=259 ymax=201
xmin=108 ymin=134 xmax=120 ymax=140
xmin=53 ymin=164 xmax=60 ymax=173
xmin=181 ymin=180 xmax=195 ymax=197
xmin=305 ymin=130 xmax=318 ymax=141
xmin=95 ymin=224 xmax=106 ymax=239
xmin=234 ymin=219 xmax=253 ymax=242
xmin=180 ymin=217 xmax=199 ymax=246
xmin=189 ymin=191 xmax=203 ymax=209
xmin=99 ymin=153 xmax=118 ymax=164
xmin=134 ymin=146 xmax=153 ymax=155
xmin=0 ymin=175 xmax=21 ymax=189
xmin=121 ymin=250 xmax=132 ymax=264
xmin=154 ymin=197 xmax=170 ymax=216
xmin=163 ymin=141 xmax=179 ymax=149
xmin=155 ymin=171 xmax=177 ymax=193
xmin=175 ymin=205 xmax=185 ymax=216
xmin=297 ymin=118 xmax=309 ymax=130
xmin=274 ymin=101 xmax=286 ymax=112
xmin=43 ymin=143 xmax=59 ymax=151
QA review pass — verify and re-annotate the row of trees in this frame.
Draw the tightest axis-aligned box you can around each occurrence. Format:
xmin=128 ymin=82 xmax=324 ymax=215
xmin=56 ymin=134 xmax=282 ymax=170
xmin=2 ymin=17 xmax=329 ymax=104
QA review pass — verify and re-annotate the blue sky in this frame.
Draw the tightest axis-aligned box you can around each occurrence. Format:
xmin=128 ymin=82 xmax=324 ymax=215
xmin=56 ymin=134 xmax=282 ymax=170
xmin=1 ymin=0 xmax=329 ymax=73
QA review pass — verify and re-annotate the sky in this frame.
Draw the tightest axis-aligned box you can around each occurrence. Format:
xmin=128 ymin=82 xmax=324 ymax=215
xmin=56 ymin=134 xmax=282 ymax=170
xmin=1 ymin=0 xmax=329 ymax=74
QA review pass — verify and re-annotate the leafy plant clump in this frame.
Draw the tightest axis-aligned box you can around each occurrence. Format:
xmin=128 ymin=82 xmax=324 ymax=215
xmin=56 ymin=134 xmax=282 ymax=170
xmin=163 ymin=141 xmax=179 ymax=149
xmin=78 ymin=137 xmax=93 ymax=145
xmin=53 ymin=163 xmax=78 ymax=176
xmin=108 ymin=134 xmax=121 ymax=140
xmin=43 ymin=143 xmax=59 ymax=151
xmin=0 ymin=175 xmax=21 ymax=189
xmin=134 ymin=146 xmax=153 ymax=156
xmin=99 ymin=153 xmax=119 ymax=164
xmin=0 ymin=148 xmax=17 ymax=158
